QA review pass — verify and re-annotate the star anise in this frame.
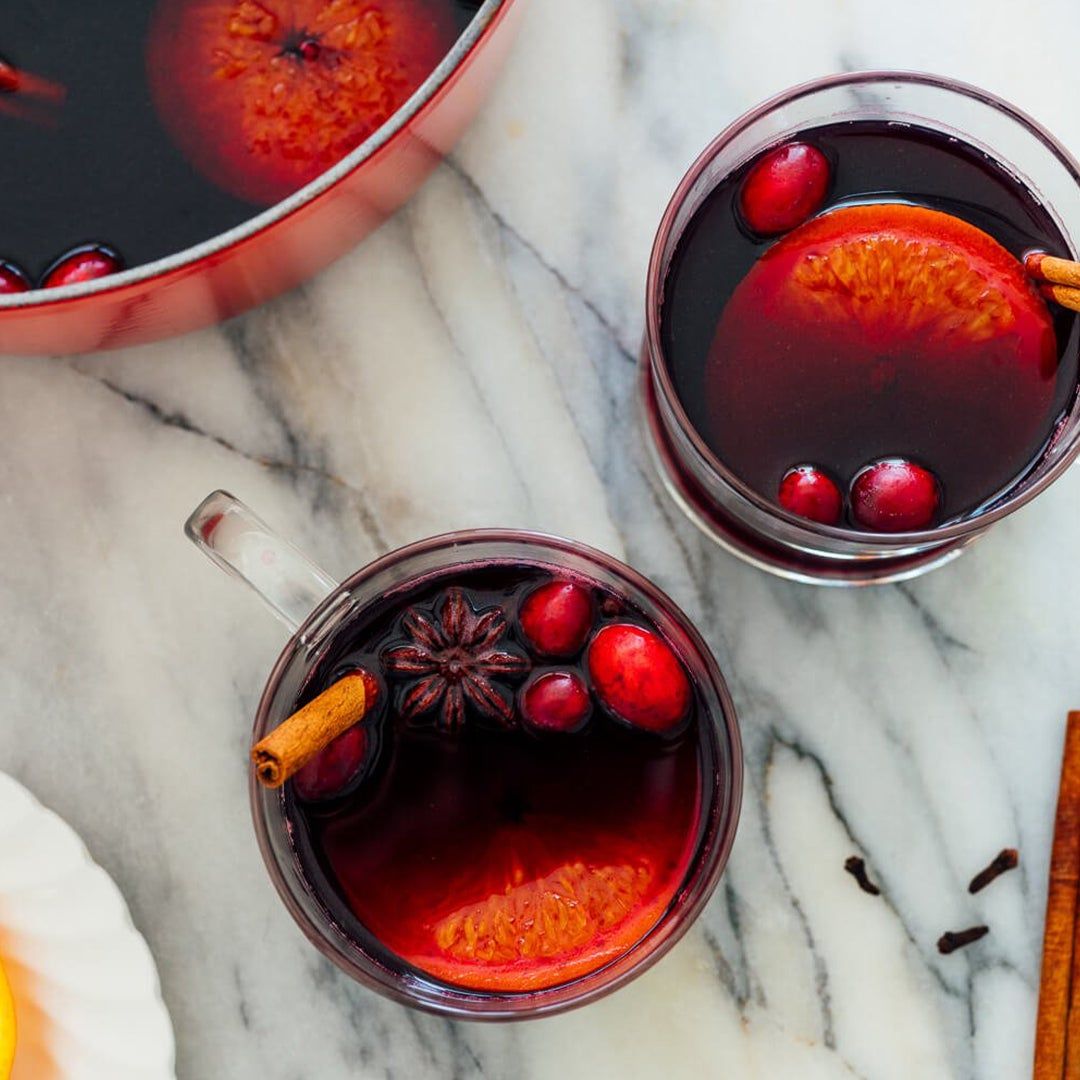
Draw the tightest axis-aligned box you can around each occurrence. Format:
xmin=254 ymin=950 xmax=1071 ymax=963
xmin=382 ymin=588 xmax=530 ymax=732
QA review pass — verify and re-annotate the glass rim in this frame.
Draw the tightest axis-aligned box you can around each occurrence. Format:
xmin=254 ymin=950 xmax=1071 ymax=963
xmin=644 ymin=69 xmax=1080 ymax=548
xmin=249 ymin=527 xmax=744 ymax=1019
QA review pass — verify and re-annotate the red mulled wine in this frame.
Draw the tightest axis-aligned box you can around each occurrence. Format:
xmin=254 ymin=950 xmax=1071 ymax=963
xmin=0 ymin=1 xmax=479 ymax=285
xmin=661 ymin=121 xmax=1080 ymax=531
xmin=284 ymin=563 xmax=716 ymax=993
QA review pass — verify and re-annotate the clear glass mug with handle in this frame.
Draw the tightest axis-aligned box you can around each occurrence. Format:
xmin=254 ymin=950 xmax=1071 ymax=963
xmin=185 ymin=490 xmax=743 ymax=1019
xmin=642 ymin=71 xmax=1080 ymax=585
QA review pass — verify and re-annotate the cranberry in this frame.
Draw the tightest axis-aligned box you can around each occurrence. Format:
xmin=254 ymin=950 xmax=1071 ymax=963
xmin=293 ymin=725 xmax=369 ymax=801
xmin=587 ymin=624 xmax=691 ymax=735
xmin=520 ymin=671 xmax=591 ymax=734
xmin=292 ymin=670 xmax=380 ymax=801
xmin=519 ymin=580 xmax=594 ymax=658
xmin=739 ymin=142 xmax=830 ymax=236
xmin=297 ymin=38 xmax=321 ymax=62
xmin=850 ymin=459 xmax=941 ymax=532
xmin=0 ymin=261 xmax=30 ymax=294
xmin=41 ymin=244 xmax=123 ymax=289
xmin=778 ymin=465 xmax=843 ymax=524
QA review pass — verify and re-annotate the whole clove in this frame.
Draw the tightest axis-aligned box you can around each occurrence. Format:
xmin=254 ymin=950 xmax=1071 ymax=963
xmin=937 ymin=925 xmax=989 ymax=955
xmin=844 ymin=856 xmax=881 ymax=896
xmin=968 ymin=848 xmax=1019 ymax=894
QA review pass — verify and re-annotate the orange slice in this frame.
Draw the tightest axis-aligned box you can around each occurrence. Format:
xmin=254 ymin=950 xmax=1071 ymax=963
xmin=704 ymin=203 xmax=1060 ymax=514
xmin=146 ymin=0 xmax=458 ymax=205
xmin=412 ymin=854 xmax=670 ymax=992
xmin=775 ymin=204 xmax=1054 ymax=356
xmin=0 ymin=955 xmax=15 ymax=1080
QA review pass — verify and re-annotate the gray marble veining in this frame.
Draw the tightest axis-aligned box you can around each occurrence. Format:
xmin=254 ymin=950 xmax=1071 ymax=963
xmin=2 ymin=1 xmax=1079 ymax=1076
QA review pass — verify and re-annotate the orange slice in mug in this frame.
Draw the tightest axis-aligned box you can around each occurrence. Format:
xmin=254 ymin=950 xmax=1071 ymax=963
xmin=146 ymin=0 xmax=458 ymax=205
xmin=705 ymin=203 xmax=1059 ymax=514
xmin=753 ymin=203 xmax=1056 ymax=358
xmin=396 ymin=825 xmax=689 ymax=992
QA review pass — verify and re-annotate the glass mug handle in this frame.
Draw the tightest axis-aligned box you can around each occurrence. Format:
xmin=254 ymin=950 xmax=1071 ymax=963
xmin=184 ymin=490 xmax=340 ymax=636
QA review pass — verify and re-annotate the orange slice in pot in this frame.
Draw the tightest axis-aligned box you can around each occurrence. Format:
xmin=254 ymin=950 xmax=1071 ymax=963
xmin=146 ymin=0 xmax=458 ymax=205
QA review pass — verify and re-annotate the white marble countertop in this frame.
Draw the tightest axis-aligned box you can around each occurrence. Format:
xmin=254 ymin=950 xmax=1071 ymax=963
xmin=3 ymin=1 xmax=1080 ymax=1076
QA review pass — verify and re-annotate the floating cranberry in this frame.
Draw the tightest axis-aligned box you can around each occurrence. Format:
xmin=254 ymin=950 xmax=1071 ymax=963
xmin=293 ymin=670 xmax=380 ymax=801
xmin=293 ymin=725 xmax=369 ymax=802
xmin=778 ymin=465 xmax=843 ymax=524
xmin=41 ymin=244 xmax=123 ymax=289
xmin=739 ymin=142 xmax=830 ymax=236
xmin=520 ymin=671 xmax=591 ymax=734
xmin=850 ymin=459 xmax=941 ymax=532
xmin=587 ymin=624 xmax=691 ymax=735
xmin=519 ymin=580 xmax=594 ymax=658
xmin=0 ymin=261 xmax=30 ymax=294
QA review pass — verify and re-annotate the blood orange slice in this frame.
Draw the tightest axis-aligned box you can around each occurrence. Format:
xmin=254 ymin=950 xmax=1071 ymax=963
xmin=146 ymin=0 xmax=457 ymax=205
xmin=771 ymin=204 xmax=1054 ymax=356
xmin=705 ymin=203 xmax=1059 ymax=518
xmin=414 ymin=856 xmax=668 ymax=992
xmin=430 ymin=859 xmax=651 ymax=980
xmin=393 ymin=824 xmax=688 ymax=992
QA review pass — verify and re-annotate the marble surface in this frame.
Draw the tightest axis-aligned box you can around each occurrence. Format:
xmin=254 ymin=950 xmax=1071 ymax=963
xmin=2 ymin=1 xmax=1080 ymax=1076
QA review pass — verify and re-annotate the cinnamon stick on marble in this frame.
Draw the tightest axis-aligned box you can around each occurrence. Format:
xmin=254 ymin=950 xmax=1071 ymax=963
xmin=1065 ymin=798 xmax=1080 ymax=1078
xmin=1033 ymin=712 xmax=1080 ymax=1077
xmin=0 ymin=60 xmax=65 ymax=127
xmin=251 ymin=672 xmax=369 ymax=789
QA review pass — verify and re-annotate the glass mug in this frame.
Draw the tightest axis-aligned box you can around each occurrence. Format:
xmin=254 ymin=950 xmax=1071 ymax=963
xmin=642 ymin=71 xmax=1080 ymax=585
xmin=185 ymin=491 xmax=743 ymax=1019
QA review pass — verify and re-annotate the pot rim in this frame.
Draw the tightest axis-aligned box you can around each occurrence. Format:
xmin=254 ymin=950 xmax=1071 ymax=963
xmin=0 ymin=0 xmax=509 ymax=312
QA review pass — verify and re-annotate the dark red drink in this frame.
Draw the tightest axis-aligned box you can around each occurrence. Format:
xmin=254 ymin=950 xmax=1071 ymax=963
xmin=661 ymin=121 xmax=1080 ymax=530
xmin=284 ymin=563 xmax=717 ymax=993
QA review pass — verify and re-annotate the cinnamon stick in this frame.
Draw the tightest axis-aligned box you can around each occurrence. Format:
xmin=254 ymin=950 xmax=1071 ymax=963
xmin=1065 ymin=818 xmax=1080 ymax=1077
xmin=1038 ymin=283 xmax=1080 ymax=315
xmin=0 ymin=60 xmax=65 ymax=128
xmin=1027 ymin=252 xmax=1080 ymax=291
xmin=252 ymin=672 xmax=369 ymax=789
xmin=1026 ymin=252 xmax=1080 ymax=314
xmin=1034 ymin=712 xmax=1080 ymax=1078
